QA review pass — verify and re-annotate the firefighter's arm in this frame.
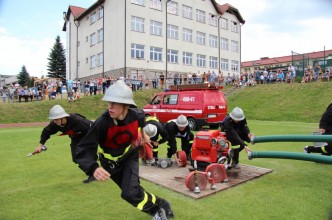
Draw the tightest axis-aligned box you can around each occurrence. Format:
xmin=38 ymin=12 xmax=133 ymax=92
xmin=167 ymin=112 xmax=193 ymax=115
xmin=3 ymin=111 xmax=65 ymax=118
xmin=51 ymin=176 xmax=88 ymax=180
xmin=140 ymin=128 xmax=152 ymax=148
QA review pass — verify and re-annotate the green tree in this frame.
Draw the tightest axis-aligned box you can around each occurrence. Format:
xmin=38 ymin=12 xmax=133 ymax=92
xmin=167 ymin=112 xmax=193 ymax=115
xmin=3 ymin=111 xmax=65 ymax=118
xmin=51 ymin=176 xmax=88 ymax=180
xmin=17 ymin=65 xmax=30 ymax=86
xmin=47 ymin=35 xmax=66 ymax=79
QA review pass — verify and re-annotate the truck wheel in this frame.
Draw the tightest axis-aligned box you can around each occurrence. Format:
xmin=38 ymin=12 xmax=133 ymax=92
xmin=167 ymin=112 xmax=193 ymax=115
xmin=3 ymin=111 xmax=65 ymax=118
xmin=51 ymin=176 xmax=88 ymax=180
xmin=187 ymin=118 xmax=197 ymax=131
xmin=209 ymin=124 xmax=219 ymax=129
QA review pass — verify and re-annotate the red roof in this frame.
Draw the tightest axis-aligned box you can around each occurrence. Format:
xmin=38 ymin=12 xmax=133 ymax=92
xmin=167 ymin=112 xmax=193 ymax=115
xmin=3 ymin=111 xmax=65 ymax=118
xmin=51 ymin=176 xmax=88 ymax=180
xmin=69 ymin=6 xmax=86 ymax=19
xmin=242 ymin=50 xmax=332 ymax=67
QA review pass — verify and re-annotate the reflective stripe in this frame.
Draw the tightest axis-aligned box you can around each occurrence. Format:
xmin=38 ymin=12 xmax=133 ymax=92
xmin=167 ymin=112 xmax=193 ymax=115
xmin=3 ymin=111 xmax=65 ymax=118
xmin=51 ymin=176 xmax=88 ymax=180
xmin=152 ymin=148 xmax=158 ymax=152
xmin=137 ymin=192 xmax=148 ymax=210
xmin=98 ymin=146 xmax=131 ymax=161
xmin=146 ymin=116 xmax=159 ymax=122
xmin=151 ymin=193 xmax=156 ymax=203
xmin=322 ymin=146 xmax=328 ymax=153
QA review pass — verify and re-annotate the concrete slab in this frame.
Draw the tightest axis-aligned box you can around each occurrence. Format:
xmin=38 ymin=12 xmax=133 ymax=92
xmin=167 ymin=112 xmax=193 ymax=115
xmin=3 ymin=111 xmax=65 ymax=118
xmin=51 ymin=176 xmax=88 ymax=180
xmin=139 ymin=164 xmax=273 ymax=199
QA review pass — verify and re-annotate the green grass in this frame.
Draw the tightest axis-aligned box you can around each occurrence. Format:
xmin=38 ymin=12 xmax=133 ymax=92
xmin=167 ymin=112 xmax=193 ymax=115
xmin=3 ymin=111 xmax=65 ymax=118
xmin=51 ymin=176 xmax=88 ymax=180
xmin=1 ymin=82 xmax=332 ymax=219
xmin=1 ymin=121 xmax=332 ymax=220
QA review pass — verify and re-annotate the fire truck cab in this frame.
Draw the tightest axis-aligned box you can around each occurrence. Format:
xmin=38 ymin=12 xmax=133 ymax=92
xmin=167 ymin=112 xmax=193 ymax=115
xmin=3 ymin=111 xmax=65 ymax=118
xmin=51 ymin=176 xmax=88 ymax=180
xmin=143 ymin=83 xmax=227 ymax=130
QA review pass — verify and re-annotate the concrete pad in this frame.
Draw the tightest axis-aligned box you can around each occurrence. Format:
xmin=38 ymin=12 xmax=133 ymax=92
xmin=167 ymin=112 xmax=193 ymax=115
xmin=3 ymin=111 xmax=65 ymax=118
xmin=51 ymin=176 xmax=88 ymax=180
xmin=139 ymin=164 xmax=273 ymax=199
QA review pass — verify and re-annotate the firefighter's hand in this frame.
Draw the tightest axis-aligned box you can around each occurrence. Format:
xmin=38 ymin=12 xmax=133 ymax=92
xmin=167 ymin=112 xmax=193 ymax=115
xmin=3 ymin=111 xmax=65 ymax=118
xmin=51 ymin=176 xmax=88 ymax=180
xmin=34 ymin=145 xmax=44 ymax=154
xmin=151 ymin=141 xmax=159 ymax=146
xmin=319 ymin=128 xmax=326 ymax=134
xmin=140 ymin=130 xmax=153 ymax=148
xmin=93 ymin=167 xmax=110 ymax=181
xmin=244 ymin=146 xmax=251 ymax=154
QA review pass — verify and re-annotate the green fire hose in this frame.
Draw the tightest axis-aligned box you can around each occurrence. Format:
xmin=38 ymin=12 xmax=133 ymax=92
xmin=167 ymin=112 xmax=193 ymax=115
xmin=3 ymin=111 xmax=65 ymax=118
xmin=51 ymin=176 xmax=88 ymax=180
xmin=248 ymin=151 xmax=332 ymax=164
xmin=251 ymin=135 xmax=332 ymax=144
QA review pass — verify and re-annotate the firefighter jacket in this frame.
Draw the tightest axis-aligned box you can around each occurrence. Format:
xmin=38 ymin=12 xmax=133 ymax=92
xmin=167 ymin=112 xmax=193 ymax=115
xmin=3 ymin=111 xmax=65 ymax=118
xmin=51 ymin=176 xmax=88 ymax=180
xmin=145 ymin=116 xmax=169 ymax=144
xmin=221 ymin=115 xmax=250 ymax=146
xmin=319 ymin=103 xmax=332 ymax=134
xmin=75 ymin=108 xmax=145 ymax=176
xmin=39 ymin=114 xmax=92 ymax=145
xmin=165 ymin=121 xmax=194 ymax=150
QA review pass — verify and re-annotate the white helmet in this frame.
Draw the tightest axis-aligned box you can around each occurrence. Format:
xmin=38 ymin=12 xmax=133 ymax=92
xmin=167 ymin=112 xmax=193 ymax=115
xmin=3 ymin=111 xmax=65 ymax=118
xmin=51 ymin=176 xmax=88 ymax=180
xmin=102 ymin=80 xmax=136 ymax=107
xmin=229 ymin=107 xmax=245 ymax=121
xmin=175 ymin=115 xmax=188 ymax=127
xmin=49 ymin=105 xmax=69 ymax=120
xmin=144 ymin=124 xmax=157 ymax=138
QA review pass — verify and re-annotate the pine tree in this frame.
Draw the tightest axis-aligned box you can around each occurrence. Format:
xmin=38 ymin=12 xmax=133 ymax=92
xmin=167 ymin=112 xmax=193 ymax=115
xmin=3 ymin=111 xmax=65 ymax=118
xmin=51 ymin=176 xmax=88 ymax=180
xmin=47 ymin=35 xmax=66 ymax=79
xmin=17 ymin=65 xmax=30 ymax=86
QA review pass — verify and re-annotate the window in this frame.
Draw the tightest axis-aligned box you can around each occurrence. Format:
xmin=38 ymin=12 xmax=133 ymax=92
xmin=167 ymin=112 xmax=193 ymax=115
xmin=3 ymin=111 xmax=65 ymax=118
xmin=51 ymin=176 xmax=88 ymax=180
xmin=163 ymin=94 xmax=178 ymax=105
xmin=231 ymin=60 xmax=239 ymax=71
xmin=231 ymin=21 xmax=238 ymax=33
xmin=131 ymin=16 xmax=145 ymax=32
xmin=90 ymin=32 xmax=96 ymax=46
xmin=150 ymin=20 xmax=162 ymax=36
xmin=97 ymin=29 xmax=103 ymax=43
xmin=150 ymin=0 xmax=162 ymax=10
xmin=197 ymin=54 xmax=206 ymax=67
xmin=167 ymin=1 xmax=178 ymax=15
xmin=196 ymin=9 xmax=205 ymax=23
xmin=221 ymin=58 xmax=229 ymax=70
xmin=98 ymin=7 xmax=104 ymax=19
xmin=167 ymin=49 xmax=178 ymax=63
xmin=196 ymin=31 xmax=205 ymax=45
xmin=182 ymin=5 xmax=192 ymax=19
xmin=183 ymin=52 xmax=193 ymax=65
xmin=221 ymin=18 xmax=228 ymax=29
xmin=210 ymin=56 xmax=218 ymax=69
xmin=97 ymin=52 xmax=103 ymax=66
xmin=131 ymin=44 xmax=145 ymax=59
xmin=209 ymin=34 xmax=217 ymax=48
xmin=167 ymin=24 xmax=178 ymax=39
xmin=231 ymin=40 xmax=239 ymax=53
xmin=221 ymin=37 xmax=229 ymax=50
xmin=183 ymin=28 xmax=193 ymax=42
xmin=86 ymin=36 xmax=88 ymax=42
xmin=90 ymin=12 xmax=96 ymax=24
xmin=209 ymin=14 xmax=217 ymax=26
xmin=131 ymin=0 xmax=144 ymax=6
xmin=90 ymin=55 xmax=96 ymax=68
xmin=150 ymin=46 xmax=162 ymax=61
xmin=86 ymin=58 xmax=88 ymax=63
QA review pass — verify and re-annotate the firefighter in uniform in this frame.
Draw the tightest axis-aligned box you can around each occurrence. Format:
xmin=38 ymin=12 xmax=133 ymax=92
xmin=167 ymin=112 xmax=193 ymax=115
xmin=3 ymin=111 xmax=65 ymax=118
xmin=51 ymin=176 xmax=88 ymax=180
xmin=165 ymin=115 xmax=194 ymax=161
xmin=33 ymin=105 xmax=94 ymax=183
xmin=304 ymin=103 xmax=332 ymax=156
xmin=75 ymin=80 xmax=174 ymax=220
xmin=144 ymin=116 xmax=169 ymax=162
xmin=221 ymin=107 xmax=253 ymax=169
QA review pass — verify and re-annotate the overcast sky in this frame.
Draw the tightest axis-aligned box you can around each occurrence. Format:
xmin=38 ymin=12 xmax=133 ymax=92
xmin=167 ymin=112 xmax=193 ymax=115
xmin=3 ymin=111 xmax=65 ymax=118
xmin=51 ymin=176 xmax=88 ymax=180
xmin=0 ymin=0 xmax=331 ymax=77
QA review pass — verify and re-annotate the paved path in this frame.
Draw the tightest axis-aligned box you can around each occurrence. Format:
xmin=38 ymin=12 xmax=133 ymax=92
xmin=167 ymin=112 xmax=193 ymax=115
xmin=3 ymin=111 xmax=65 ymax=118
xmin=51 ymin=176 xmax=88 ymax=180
xmin=0 ymin=122 xmax=49 ymax=128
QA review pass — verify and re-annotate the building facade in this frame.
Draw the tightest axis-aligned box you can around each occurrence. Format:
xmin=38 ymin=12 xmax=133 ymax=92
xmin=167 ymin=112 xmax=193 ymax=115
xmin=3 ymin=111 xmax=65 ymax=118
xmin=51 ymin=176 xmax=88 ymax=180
xmin=241 ymin=49 xmax=332 ymax=76
xmin=63 ymin=0 xmax=245 ymax=82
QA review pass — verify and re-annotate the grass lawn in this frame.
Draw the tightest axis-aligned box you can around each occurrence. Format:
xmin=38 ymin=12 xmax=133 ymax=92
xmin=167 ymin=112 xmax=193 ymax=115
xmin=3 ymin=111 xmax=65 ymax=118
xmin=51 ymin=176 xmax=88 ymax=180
xmin=1 ymin=120 xmax=332 ymax=220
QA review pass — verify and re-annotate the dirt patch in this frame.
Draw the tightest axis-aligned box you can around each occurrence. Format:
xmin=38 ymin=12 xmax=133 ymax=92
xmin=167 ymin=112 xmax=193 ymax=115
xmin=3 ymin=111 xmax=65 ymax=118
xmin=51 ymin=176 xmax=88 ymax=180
xmin=0 ymin=122 xmax=49 ymax=128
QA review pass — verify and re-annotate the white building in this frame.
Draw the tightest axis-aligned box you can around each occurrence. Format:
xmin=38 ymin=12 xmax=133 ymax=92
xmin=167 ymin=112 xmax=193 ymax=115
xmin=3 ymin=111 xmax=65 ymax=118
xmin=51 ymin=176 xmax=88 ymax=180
xmin=62 ymin=0 xmax=245 ymax=81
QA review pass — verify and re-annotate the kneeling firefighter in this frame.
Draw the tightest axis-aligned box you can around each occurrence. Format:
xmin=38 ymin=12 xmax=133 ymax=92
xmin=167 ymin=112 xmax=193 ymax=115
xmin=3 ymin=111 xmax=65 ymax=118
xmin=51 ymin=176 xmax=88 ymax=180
xmin=221 ymin=107 xmax=253 ymax=169
xmin=165 ymin=115 xmax=194 ymax=161
xmin=144 ymin=116 xmax=169 ymax=162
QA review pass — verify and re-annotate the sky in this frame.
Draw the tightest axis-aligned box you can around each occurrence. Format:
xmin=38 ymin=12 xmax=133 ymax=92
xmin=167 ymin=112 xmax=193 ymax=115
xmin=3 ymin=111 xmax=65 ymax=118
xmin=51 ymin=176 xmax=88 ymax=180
xmin=0 ymin=0 xmax=331 ymax=78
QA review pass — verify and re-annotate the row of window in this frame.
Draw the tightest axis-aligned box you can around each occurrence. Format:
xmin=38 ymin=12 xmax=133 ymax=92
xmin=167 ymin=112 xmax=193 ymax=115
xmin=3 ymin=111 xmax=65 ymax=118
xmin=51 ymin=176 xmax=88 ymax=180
xmin=79 ymin=52 xmax=104 ymax=69
xmin=132 ymin=17 xmax=239 ymax=52
xmin=131 ymin=0 xmax=238 ymax=32
xmin=131 ymin=43 xmax=239 ymax=71
xmin=88 ymin=6 xmax=104 ymax=24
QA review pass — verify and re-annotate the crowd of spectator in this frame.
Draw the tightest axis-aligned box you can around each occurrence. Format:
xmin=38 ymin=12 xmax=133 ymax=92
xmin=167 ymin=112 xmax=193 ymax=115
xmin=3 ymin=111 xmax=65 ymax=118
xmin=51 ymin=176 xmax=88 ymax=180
xmin=1 ymin=65 xmax=331 ymax=104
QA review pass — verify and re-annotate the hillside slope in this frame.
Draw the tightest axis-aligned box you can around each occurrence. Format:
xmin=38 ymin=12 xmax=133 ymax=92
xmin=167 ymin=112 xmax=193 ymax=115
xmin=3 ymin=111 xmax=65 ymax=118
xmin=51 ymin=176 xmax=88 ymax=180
xmin=0 ymin=82 xmax=331 ymax=123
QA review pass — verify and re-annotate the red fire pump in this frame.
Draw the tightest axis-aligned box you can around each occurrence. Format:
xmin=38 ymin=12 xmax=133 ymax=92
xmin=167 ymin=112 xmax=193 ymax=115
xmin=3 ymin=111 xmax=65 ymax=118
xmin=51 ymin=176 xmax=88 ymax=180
xmin=185 ymin=130 xmax=232 ymax=192
xmin=191 ymin=130 xmax=232 ymax=168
